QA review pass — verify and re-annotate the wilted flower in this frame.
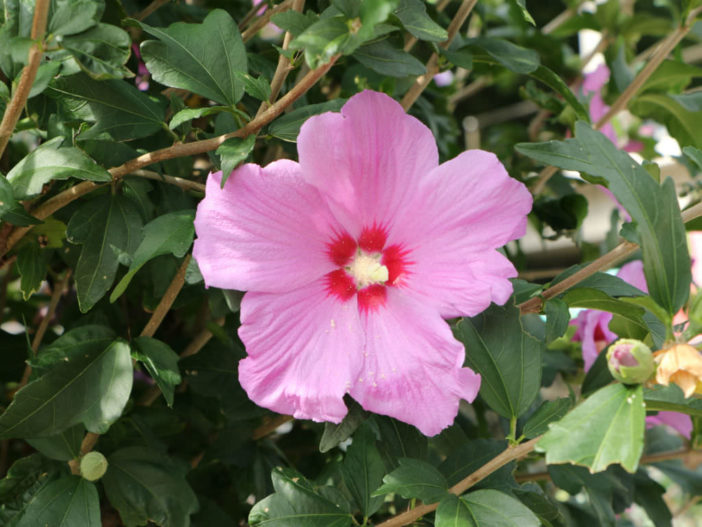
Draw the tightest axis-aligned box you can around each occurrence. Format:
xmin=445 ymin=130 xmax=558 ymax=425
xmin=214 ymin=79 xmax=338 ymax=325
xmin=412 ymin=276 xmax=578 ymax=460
xmin=193 ymin=90 xmax=532 ymax=435
xmin=653 ymin=343 xmax=702 ymax=398
xmin=606 ymin=339 xmax=654 ymax=384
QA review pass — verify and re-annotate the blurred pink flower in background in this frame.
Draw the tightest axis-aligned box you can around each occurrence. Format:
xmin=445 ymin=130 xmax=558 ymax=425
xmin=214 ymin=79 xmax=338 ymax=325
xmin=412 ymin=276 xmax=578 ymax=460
xmin=132 ymin=44 xmax=150 ymax=91
xmin=193 ymin=90 xmax=532 ymax=435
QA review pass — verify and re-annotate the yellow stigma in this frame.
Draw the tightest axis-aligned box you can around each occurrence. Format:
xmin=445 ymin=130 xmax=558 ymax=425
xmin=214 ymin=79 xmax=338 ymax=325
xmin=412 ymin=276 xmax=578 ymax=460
xmin=347 ymin=252 xmax=389 ymax=289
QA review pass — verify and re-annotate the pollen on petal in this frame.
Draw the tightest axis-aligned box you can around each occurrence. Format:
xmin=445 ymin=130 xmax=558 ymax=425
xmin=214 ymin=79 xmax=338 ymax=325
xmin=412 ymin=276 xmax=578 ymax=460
xmin=326 ymin=269 xmax=356 ymax=301
xmin=382 ymin=245 xmax=411 ymax=286
xmin=358 ymin=284 xmax=387 ymax=312
xmin=327 ymin=232 xmax=357 ymax=266
xmin=359 ymin=224 xmax=387 ymax=253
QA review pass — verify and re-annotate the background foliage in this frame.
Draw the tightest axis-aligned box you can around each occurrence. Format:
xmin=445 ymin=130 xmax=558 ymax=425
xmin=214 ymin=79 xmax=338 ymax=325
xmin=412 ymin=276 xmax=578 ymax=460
xmin=1 ymin=0 xmax=702 ymax=525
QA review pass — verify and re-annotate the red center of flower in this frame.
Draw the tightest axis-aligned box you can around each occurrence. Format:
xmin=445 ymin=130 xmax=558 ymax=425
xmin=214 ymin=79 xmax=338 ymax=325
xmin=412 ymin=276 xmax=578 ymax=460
xmin=325 ymin=224 xmax=410 ymax=312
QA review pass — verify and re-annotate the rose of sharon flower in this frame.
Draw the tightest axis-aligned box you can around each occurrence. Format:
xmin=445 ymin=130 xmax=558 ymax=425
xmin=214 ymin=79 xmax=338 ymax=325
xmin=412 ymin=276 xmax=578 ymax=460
xmin=193 ymin=90 xmax=532 ymax=436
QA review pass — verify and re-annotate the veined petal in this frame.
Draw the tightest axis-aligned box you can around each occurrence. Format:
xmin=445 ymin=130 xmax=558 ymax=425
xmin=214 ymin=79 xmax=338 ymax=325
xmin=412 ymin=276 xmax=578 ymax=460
xmin=238 ymin=281 xmax=364 ymax=423
xmin=392 ymin=150 xmax=532 ymax=317
xmin=350 ymin=289 xmax=480 ymax=436
xmin=193 ymin=160 xmax=340 ymax=293
xmin=646 ymin=411 xmax=692 ymax=439
xmin=297 ymin=90 xmax=439 ymax=234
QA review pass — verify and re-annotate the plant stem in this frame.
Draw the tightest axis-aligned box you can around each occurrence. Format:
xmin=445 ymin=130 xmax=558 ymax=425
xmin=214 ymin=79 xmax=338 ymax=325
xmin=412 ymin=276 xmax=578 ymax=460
xmin=132 ymin=169 xmax=206 ymax=193
xmin=140 ymin=254 xmax=191 ymax=339
xmin=241 ymin=0 xmax=294 ymax=42
xmin=68 ymin=432 xmax=101 ymax=475
xmin=135 ymin=0 xmax=170 ymax=21
xmin=0 ymin=0 xmax=50 ymax=159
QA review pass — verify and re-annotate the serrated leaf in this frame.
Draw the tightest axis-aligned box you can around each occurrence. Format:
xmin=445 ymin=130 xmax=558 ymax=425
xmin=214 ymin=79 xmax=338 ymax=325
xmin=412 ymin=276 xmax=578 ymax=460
xmin=168 ymin=105 xmax=230 ymax=130
xmin=234 ymin=71 xmax=272 ymax=102
xmin=517 ymin=122 xmax=691 ymax=315
xmin=454 ymin=303 xmax=543 ymax=419
xmin=110 ymin=209 xmax=194 ymax=302
xmin=289 ymin=15 xmax=352 ymax=68
xmin=537 ymin=383 xmax=646 ymax=473
xmin=341 ymin=424 xmax=384 ymax=517
xmin=48 ymin=0 xmax=104 ymax=37
xmin=436 ymin=490 xmax=540 ymax=527
xmin=6 ymin=137 xmax=111 ymax=199
xmin=138 ymin=9 xmax=247 ymax=106
xmin=102 ymin=446 xmax=199 ymax=527
xmin=131 ymin=337 xmax=181 ymax=407
xmin=67 ymin=194 xmax=143 ymax=312
xmin=523 ymin=397 xmax=574 ymax=438
xmin=0 ymin=339 xmax=132 ymax=438
xmin=15 ymin=476 xmax=100 ymax=527
xmin=49 ymin=73 xmax=166 ymax=141
xmin=268 ymin=99 xmax=345 ymax=142
xmin=373 ymin=458 xmax=449 ymax=503
xmin=394 ymin=0 xmax=447 ymax=42
xmin=545 ymin=298 xmax=570 ymax=343
xmin=354 ymin=39 xmax=426 ymax=77
xmin=216 ymin=136 xmax=256 ymax=187
xmin=61 ymin=23 xmax=131 ymax=79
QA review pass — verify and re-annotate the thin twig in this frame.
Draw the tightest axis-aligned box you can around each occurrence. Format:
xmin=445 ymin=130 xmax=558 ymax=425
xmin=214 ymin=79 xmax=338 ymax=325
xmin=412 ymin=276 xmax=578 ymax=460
xmin=241 ymin=0 xmax=294 ymax=42
xmin=376 ymin=437 xmax=540 ymax=527
xmin=140 ymin=254 xmax=191 ymax=339
xmin=252 ymin=414 xmax=294 ymax=440
xmin=0 ymin=0 xmax=50 ymax=158
xmin=135 ymin=0 xmax=170 ymax=21
xmin=132 ymin=169 xmax=205 ymax=193
xmin=2 ymin=56 xmax=339 ymax=257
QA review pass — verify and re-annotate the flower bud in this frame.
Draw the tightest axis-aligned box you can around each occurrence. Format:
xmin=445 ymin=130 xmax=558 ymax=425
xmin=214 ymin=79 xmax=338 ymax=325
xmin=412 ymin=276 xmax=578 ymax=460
xmin=607 ymin=339 xmax=655 ymax=385
xmin=80 ymin=451 xmax=108 ymax=482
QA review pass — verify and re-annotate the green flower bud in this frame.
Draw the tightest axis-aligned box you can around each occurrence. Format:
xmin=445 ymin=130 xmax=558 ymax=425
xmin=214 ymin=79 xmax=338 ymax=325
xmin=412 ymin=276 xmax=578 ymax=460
xmin=607 ymin=339 xmax=655 ymax=385
xmin=80 ymin=451 xmax=108 ymax=482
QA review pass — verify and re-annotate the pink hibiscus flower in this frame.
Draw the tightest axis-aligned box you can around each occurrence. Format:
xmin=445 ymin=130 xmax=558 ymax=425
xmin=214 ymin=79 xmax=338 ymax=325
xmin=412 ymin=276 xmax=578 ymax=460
xmin=192 ymin=90 xmax=532 ymax=435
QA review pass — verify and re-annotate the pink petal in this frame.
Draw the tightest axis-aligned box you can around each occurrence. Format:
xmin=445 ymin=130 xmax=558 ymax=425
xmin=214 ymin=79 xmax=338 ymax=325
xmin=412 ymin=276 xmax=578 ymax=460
xmin=646 ymin=411 xmax=692 ymax=439
xmin=617 ymin=260 xmax=647 ymax=292
xmin=392 ymin=150 xmax=532 ymax=318
xmin=238 ymin=280 xmax=364 ymax=422
xmin=350 ymin=289 xmax=480 ymax=436
xmin=297 ymin=90 xmax=439 ymax=234
xmin=571 ymin=310 xmax=616 ymax=371
xmin=582 ymin=64 xmax=610 ymax=95
xmin=193 ymin=160 xmax=341 ymax=292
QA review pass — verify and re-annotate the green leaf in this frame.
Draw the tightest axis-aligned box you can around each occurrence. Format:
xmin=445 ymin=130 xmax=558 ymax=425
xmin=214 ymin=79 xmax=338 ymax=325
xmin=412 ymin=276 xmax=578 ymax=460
xmin=16 ymin=241 xmax=49 ymax=300
xmin=26 ymin=425 xmax=83 ymax=461
xmin=354 ymin=39 xmax=426 ymax=77
xmin=522 ymin=397 xmax=574 ymax=438
xmin=102 ymin=446 xmax=199 ymax=527
xmin=454 ymin=303 xmax=543 ymax=419
xmin=374 ymin=416 xmax=427 ymax=469
xmin=358 ymin=0 xmax=399 ymax=41
xmin=271 ymin=10 xmax=318 ymax=36
xmin=562 ymin=288 xmax=649 ymax=333
xmin=394 ymin=0 xmax=447 ymax=42
xmin=168 ymin=105 xmax=230 ymax=130
xmin=553 ymin=269 xmax=646 ymax=297
xmin=631 ymin=93 xmax=702 ymax=149
xmin=15 ymin=476 xmax=100 ymax=527
xmin=67 ymin=194 xmax=143 ymax=312
xmin=436 ymin=490 xmax=540 ymax=527
xmin=289 ymin=15 xmax=351 ymax=69
xmin=110 ymin=209 xmax=194 ymax=302
xmin=545 ymin=298 xmax=570 ymax=343
xmin=683 ymin=145 xmax=702 ymax=170
xmin=633 ymin=470 xmax=672 ymax=527
xmin=0 ymin=176 xmax=40 ymax=226
xmin=516 ymin=122 xmax=692 ymax=315
xmin=465 ymin=37 xmax=540 ymax=74
xmin=131 ymin=337 xmax=181 ymax=407
xmin=61 ymin=23 xmax=131 ymax=79
xmin=249 ymin=467 xmax=353 ymax=526
xmin=644 ymin=385 xmax=702 ymax=417
xmin=49 ymin=73 xmax=166 ymax=141
xmin=216 ymin=136 xmax=256 ymax=187
xmin=439 ymin=440 xmax=514 ymax=489
xmin=537 ymin=383 xmax=646 ymax=473
xmin=511 ymin=0 xmax=536 ymax=25
xmin=48 ymin=0 xmax=104 ymax=37
xmin=268 ymin=99 xmax=345 ymax=142
xmin=528 ymin=65 xmax=590 ymax=122
xmin=533 ymin=193 xmax=588 ymax=231
xmin=341 ymin=424 xmax=384 ymax=517
xmin=639 ymin=59 xmax=702 ymax=94
xmin=0 ymin=339 xmax=132 ymax=438
xmin=373 ymin=458 xmax=449 ymax=503
xmin=320 ymin=399 xmax=367 ymax=453
xmin=6 ymin=137 xmax=111 ymax=199
xmin=0 ymin=454 xmax=56 ymax=525
xmin=234 ymin=71 xmax=272 ymax=102
xmin=138 ymin=9 xmax=247 ymax=106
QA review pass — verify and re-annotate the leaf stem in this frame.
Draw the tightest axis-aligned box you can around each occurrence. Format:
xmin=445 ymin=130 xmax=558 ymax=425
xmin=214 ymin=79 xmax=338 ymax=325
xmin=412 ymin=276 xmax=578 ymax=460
xmin=68 ymin=431 xmax=100 ymax=475
xmin=0 ymin=0 xmax=50 ymax=159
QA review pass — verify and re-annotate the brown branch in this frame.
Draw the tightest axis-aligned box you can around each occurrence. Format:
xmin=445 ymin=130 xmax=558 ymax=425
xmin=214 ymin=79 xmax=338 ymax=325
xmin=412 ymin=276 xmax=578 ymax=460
xmin=241 ymin=0 xmax=294 ymax=42
xmin=401 ymin=0 xmax=478 ymax=111
xmin=376 ymin=437 xmax=540 ymax=527
xmin=68 ymin=432 xmax=101 ymax=475
xmin=519 ymin=200 xmax=702 ymax=314
xmin=132 ymin=169 xmax=205 ymax=193
xmin=0 ymin=0 xmax=50 ymax=158
xmin=2 ymin=56 xmax=339 ymax=257
xmin=140 ymin=254 xmax=191 ymax=339
xmin=252 ymin=414 xmax=295 ymax=440
xmin=135 ymin=0 xmax=170 ymax=21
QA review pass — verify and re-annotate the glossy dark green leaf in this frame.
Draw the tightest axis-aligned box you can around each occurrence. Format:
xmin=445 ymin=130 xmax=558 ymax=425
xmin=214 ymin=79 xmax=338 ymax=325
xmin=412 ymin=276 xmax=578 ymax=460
xmin=632 ymin=470 xmax=671 ymax=527
xmin=354 ymin=39 xmax=426 ymax=77
xmin=16 ymin=241 xmax=49 ymax=300
xmin=48 ymin=0 xmax=104 ymax=36
xmin=0 ymin=176 xmax=40 ymax=226
xmin=268 ymin=99 xmax=345 ymax=142
xmin=67 ymin=194 xmax=143 ymax=312
xmin=562 ymin=288 xmax=649 ymax=333
xmin=217 ymin=135 xmax=256 ymax=187
xmin=454 ymin=303 xmax=543 ymax=419
xmin=465 ymin=37 xmax=540 ymax=74
xmin=234 ymin=71 xmax=271 ymax=101
xmin=0 ymin=454 xmax=56 ymax=525
xmin=249 ymin=467 xmax=353 ymax=526
xmin=439 ymin=439 xmax=514 ymax=490
xmin=341 ymin=424 xmax=384 ymax=517
xmin=522 ymin=397 xmax=574 ymax=438
xmin=102 ymin=446 xmax=199 ymax=527
xmin=517 ymin=122 xmax=691 ymax=315
xmin=110 ymin=209 xmax=194 ymax=302
xmin=0 ymin=339 xmax=132 ymax=438
xmin=394 ymin=0 xmax=447 ymax=41
xmin=131 ymin=337 xmax=181 ymax=407
xmin=61 ymin=23 xmax=131 ymax=79
xmin=373 ymin=458 xmax=449 ymax=503
xmin=533 ymin=193 xmax=588 ymax=231
xmin=6 ymin=137 xmax=111 ymax=199
xmin=537 ymin=383 xmax=645 ymax=473
xmin=49 ymin=74 xmax=166 ymax=141
xmin=436 ymin=490 xmax=540 ymax=527
xmin=545 ymin=298 xmax=570 ymax=343
xmin=26 ymin=425 xmax=84 ymax=461
xmin=553 ymin=269 xmax=646 ymax=298
xmin=374 ymin=416 xmax=427 ymax=469
xmin=138 ymin=9 xmax=247 ymax=105
xmin=168 ymin=106 xmax=231 ymax=130
xmin=289 ymin=15 xmax=352 ymax=68
xmin=320 ymin=399 xmax=367 ymax=453
xmin=15 ymin=476 xmax=100 ymax=527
